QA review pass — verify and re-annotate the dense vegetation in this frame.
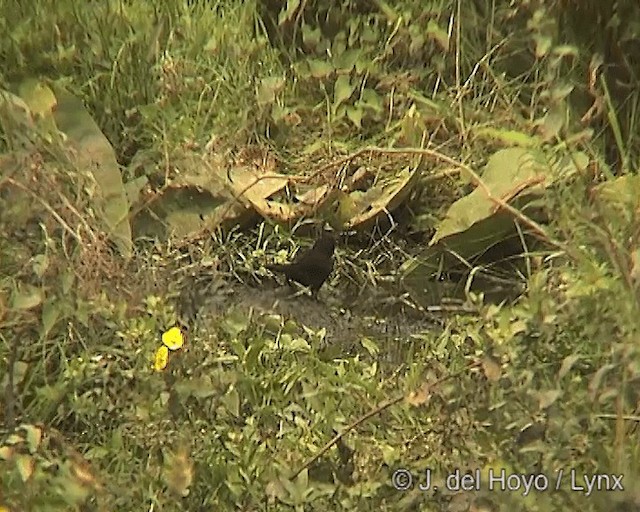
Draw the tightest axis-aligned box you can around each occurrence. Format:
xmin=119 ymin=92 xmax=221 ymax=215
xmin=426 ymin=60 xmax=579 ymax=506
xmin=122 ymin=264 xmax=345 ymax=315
xmin=1 ymin=0 xmax=640 ymax=510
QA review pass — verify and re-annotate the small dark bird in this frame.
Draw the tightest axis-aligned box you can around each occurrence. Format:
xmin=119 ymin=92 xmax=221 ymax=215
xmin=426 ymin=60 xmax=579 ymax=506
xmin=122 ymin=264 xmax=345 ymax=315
xmin=267 ymin=233 xmax=335 ymax=296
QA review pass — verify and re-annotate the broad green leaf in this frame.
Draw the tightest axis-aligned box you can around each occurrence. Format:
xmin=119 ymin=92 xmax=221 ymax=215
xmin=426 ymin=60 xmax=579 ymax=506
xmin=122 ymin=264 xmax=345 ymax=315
xmin=334 ymin=49 xmax=361 ymax=72
xmin=41 ymin=298 xmax=61 ymax=337
xmin=360 ymin=337 xmax=379 ymax=356
xmin=474 ymin=127 xmax=539 ymax=147
xmin=333 ymin=74 xmax=355 ymax=111
xmin=52 ymin=88 xmax=132 ymax=258
xmin=346 ymin=106 xmax=363 ymax=128
xmin=307 ymin=59 xmax=333 ymax=79
xmin=6 ymin=361 xmax=28 ymax=386
xmin=537 ymin=103 xmax=565 ymax=141
xmin=31 ymin=253 xmax=48 ymax=278
xmin=360 ymin=88 xmax=383 ymax=113
xmin=550 ymin=84 xmax=574 ymax=102
xmin=552 ymin=45 xmax=579 ymax=59
xmin=18 ymin=79 xmax=56 ymax=118
xmin=426 ymin=20 xmax=449 ymax=52
xmin=124 ymin=175 xmax=148 ymax=204
xmin=301 ymin=24 xmax=321 ymax=51
xmin=534 ymin=34 xmax=552 ymax=58
xmin=221 ymin=308 xmax=250 ymax=337
xmin=11 ymin=284 xmax=43 ymax=310
xmin=256 ymin=76 xmax=285 ymax=106
xmin=431 ymin=147 xmax=547 ymax=246
xmin=221 ymin=388 xmax=240 ymax=417
xmin=11 ymin=80 xmax=58 ymax=144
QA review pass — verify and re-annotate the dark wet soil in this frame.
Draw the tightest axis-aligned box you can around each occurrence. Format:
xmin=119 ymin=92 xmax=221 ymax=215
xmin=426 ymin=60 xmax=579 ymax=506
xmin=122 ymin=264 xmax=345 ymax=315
xmin=180 ymin=275 xmax=445 ymax=365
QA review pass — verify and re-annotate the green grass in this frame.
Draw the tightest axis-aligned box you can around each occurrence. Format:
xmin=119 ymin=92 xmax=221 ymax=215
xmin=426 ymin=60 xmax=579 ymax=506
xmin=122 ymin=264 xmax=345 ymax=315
xmin=2 ymin=0 xmax=640 ymax=510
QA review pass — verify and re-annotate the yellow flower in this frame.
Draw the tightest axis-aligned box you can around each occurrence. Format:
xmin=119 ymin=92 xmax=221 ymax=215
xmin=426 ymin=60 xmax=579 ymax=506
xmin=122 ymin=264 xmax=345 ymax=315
xmin=154 ymin=346 xmax=169 ymax=371
xmin=162 ymin=327 xmax=184 ymax=350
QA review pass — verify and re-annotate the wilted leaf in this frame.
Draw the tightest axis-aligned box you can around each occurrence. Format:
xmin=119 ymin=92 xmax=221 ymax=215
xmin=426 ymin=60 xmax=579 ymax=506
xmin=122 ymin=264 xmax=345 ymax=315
xmin=406 ymin=382 xmax=431 ymax=407
xmin=537 ymin=389 xmax=562 ymax=410
xmin=430 ymin=147 xmax=586 ymax=256
xmin=345 ymin=166 xmax=420 ymax=230
xmin=558 ymin=354 xmax=580 ymax=379
xmin=144 ymin=186 xmax=227 ymax=238
xmin=16 ymin=454 xmax=35 ymax=481
xmin=588 ymin=364 xmax=616 ymax=400
xmin=163 ymin=447 xmax=194 ymax=497
xmin=69 ymin=451 xmax=101 ymax=490
xmin=23 ymin=424 xmax=43 ymax=454
xmin=481 ymin=356 xmax=502 ymax=382
xmin=431 ymin=148 xmax=545 ymax=245
xmin=226 ymin=165 xmax=291 ymax=218
xmin=11 ymin=284 xmax=44 ymax=310
xmin=0 ymin=445 xmax=14 ymax=460
xmin=135 ymin=151 xmax=291 ymax=237
xmin=124 ymin=175 xmax=148 ymax=205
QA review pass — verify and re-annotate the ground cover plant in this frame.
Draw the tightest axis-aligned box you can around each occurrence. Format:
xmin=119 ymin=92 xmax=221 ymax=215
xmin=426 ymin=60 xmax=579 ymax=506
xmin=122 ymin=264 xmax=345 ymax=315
xmin=1 ymin=0 xmax=640 ymax=510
